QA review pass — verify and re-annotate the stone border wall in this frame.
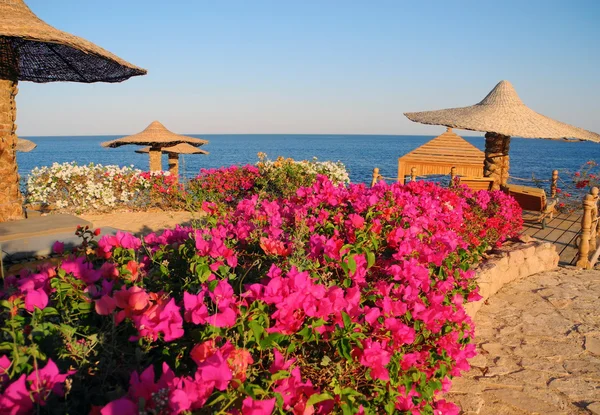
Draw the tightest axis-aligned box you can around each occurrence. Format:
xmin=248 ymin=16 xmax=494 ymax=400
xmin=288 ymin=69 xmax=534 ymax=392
xmin=465 ymin=239 xmax=559 ymax=317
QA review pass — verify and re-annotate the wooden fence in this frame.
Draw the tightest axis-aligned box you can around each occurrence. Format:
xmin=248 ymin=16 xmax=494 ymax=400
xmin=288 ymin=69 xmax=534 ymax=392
xmin=576 ymin=187 xmax=600 ymax=269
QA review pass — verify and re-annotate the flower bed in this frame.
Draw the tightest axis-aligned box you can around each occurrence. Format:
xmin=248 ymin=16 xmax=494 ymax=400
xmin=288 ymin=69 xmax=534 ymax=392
xmin=187 ymin=154 xmax=351 ymax=207
xmin=25 ymin=156 xmax=350 ymax=214
xmin=1 ymin=178 xmax=522 ymax=414
xmin=25 ymin=163 xmax=184 ymax=214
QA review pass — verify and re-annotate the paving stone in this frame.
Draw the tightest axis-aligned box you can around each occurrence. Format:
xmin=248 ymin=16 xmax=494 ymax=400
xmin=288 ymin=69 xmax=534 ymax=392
xmin=449 ymin=269 xmax=600 ymax=414
xmin=584 ymin=335 xmax=600 ymax=356
xmin=588 ymin=402 xmax=600 ymax=415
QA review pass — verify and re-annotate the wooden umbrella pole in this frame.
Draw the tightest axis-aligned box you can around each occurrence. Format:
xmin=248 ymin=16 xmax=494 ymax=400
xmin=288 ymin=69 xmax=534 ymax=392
xmin=0 ymin=37 xmax=25 ymax=222
xmin=148 ymin=148 xmax=162 ymax=171
xmin=0 ymin=78 xmax=24 ymax=222
xmin=168 ymin=153 xmax=179 ymax=181
xmin=484 ymin=132 xmax=511 ymax=190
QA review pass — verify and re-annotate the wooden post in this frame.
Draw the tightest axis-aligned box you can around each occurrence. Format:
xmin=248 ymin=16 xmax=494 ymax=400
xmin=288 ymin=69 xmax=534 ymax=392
xmin=589 ymin=187 xmax=599 ymax=254
xmin=450 ymin=166 xmax=457 ymax=187
xmin=576 ymin=193 xmax=595 ymax=268
xmin=0 ymin=38 xmax=25 ymax=222
xmin=148 ymin=148 xmax=162 ymax=171
xmin=551 ymin=170 xmax=558 ymax=198
xmin=168 ymin=153 xmax=179 ymax=181
xmin=483 ymin=132 xmax=511 ymax=190
xmin=371 ymin=167 xmax=380 ymax=187
xmin=410 ymin=167 xmax=417 ymax=182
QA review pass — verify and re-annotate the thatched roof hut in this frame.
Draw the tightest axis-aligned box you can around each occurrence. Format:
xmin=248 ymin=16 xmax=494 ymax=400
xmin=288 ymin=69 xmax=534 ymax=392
xmin=136 ymin=143 xmax=209 ymax=178
xmin=404 ymin=80 xmax=600 ymax=188
xmin=103 ymin=121 xmax=209 ymax=171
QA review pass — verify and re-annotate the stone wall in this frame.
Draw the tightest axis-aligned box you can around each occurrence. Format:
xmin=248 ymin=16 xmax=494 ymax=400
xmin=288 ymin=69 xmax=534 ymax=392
xmin=465 ymin=239 xmax=560 ymax=317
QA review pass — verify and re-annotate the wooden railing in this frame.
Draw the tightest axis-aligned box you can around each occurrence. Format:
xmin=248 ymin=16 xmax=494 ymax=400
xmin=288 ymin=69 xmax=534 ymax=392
xmin=371 ymin=167 xmax=560 ymax=195
xmin=576 ymin=186 xmax=600 ymax=269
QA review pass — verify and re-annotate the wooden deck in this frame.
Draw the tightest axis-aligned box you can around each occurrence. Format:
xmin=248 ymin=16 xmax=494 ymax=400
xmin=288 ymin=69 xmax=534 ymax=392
xmin=522 ymin=210 xmax=582 ymax=266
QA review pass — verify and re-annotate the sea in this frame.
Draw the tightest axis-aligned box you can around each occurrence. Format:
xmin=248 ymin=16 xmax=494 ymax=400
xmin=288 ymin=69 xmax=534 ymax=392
xmin=16 ymin=134 xmax=599 ymax=188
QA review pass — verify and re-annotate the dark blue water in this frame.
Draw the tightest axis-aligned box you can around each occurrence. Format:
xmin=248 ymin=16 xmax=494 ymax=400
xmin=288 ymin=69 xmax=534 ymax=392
xmin=16 ymin=134 xmax=599 ymax=186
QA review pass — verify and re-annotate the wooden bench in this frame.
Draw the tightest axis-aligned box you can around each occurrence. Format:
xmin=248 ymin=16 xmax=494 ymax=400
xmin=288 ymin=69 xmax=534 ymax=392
xmin=455 ymin=177 xmax=495 ymax=191
xmin=503 ymin=184 xmax=558 ymax=228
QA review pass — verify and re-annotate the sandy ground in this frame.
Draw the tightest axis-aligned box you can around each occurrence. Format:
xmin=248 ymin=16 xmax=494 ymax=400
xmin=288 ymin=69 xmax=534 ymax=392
xmin=448 ymin=267 xmax=600 ymax=415
xmin=80 ymin=210 xmax=200 ymax=235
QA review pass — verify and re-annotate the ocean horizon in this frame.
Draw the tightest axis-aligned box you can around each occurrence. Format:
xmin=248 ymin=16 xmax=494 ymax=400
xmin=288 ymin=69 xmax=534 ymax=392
xmin=16 ymin=133 xmax=598 ymax=187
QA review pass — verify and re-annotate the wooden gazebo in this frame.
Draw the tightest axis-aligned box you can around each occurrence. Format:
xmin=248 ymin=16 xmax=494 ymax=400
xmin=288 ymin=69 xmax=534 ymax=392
xmin=397 ymin=128 xmax=484 ymax=184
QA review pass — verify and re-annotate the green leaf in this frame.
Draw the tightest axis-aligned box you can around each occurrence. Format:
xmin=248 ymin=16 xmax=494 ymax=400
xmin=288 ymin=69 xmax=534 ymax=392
xmin=347 ymin=255 xmax=357 ymax=274
xmin=341 ymin=311 xmax=352 ymax=329
xmin=271 ymin=370 xmax=290 ymax=381
xmin=337 ymin=338 xmax=352 ymax=361
xmin=206 ymin=393 xmax=227 ymax=406
xmin=0 ymin=342 xmax=13 ymax=352
xmin=384 ymin=399 xmax=395 ymax=414
xmin=366 ymin=251 xmax=375 ymax=268
xmin=260 ymin=333 xmax=286 ymax=349
xmin=248 ymin=321 xmax=265 ymax=344
xmin=42 ymin=307 xmax=59 ymax=317
xmin=340 ymin=388 xmax=363 ymax=397
xmin=306 ymin=392 xmax=333 ymax=407
xmin=207 ymin=279 xmax=219 ymax=292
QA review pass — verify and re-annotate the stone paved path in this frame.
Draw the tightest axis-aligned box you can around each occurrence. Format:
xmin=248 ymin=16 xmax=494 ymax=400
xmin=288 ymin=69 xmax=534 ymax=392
xmin=448 ymin=268 xmax=600 ymax=415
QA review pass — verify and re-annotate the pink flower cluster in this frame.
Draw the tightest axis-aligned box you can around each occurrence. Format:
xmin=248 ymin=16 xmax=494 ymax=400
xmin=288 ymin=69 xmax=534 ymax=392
xmin=0 ymin=358 xmax=73 ymax=414
xmin=0 ymin=176 xmax=522 ymax=414
xmin=190 ymin=165 xmax=261 ymax=203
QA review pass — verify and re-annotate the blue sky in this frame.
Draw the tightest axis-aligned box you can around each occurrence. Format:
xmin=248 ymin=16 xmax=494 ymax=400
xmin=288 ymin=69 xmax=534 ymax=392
xmin=17 ymin=0 xmax=600 ymax=136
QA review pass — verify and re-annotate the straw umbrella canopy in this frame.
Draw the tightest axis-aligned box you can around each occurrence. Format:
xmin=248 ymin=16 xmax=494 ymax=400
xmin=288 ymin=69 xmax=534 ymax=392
xmin=404 ymin=80 xmax=600 ymax=189
xmin=102 ymin=121 xmax=209 ymax=172
xmin=16 ymin=137 xmax=36 ymax=152
xmin=136 ymin=143 xmax=209 ymax=178
xmin=0 ymin=0 xmax=147 ymax=221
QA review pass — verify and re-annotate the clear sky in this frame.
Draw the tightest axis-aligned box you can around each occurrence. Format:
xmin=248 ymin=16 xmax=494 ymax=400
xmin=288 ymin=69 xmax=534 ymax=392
xmin=16 ymin=0 xmax=600 ymax=136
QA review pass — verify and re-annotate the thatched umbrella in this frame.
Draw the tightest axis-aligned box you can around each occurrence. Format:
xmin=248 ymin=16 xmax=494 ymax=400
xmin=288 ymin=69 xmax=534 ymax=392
xmin=102 ymin=121 xmax=209 ymax=172
xmin=404 ymin=80 xmax=600 ymax=189
xmin=0 ymin=0 xmax=146 ymax=221
xmin=16 ymin=137 xmax=36 ymax=152
xmin=136 ymin=143 xmax=209 ymax=179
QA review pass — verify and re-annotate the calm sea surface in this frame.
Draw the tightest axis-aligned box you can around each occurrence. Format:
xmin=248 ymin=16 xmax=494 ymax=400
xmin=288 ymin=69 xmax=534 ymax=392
xmin=16 ymin=134 xmax=600 ymax=186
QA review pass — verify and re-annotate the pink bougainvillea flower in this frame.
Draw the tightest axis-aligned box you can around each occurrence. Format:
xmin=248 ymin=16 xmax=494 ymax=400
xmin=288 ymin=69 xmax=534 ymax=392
xmin=227 ymin=348 xmax=253 ymax=384
xmin=100 ymin=398 xmax=137 ymax=415
xmin=190 ymin=340 xmax=218 ymax=365
xmin=95 ymin=294 xmax=116 ymax=316
xmin=272 ymin=367 xmax=320 ymax=413
xmin=99 ymin=262 xmax=119 ymax=280
xmin=124 ymin=260 xmax=140 ymax=283
xmin=97 ymin=231 xmax=141 ymax=258
xmin=0 ymin=374 xmax=33 ymax=415
xmin=132 ymin=297 xmax=184 ymax=342
xmin=52 ymin=241 xmax=65 ymax=255
xmin=241 ymin=397 xmax=276 ymax=415
xmin=269 ymin=349 xmax=296 ymax=375
xmin=23 ymin=288 xmax=48 ymax=312
xmin=115 ymin=231 xmax=142 ymax=250
xmin=346 ymin=213 xmax=365 ymax=229
xmin=27 ymin=359 xmax=74 ymax=404
xmin=0 ymin=355 xmax=10 ymax=386
xmin=113 ymin=286 xmax=150 ymax=324
xmin=196 ymin=351 xmax=232 ymax=391
xmin=259 ymin=237 xmax=292 ymax=257
xmin=356 ymin=339 xmax=391 ymax=381
xmin=114 ymin=363 xmax=191 ymax=415
xmin=60 ymin=256 xmax=101 ymax=284
xmin=183 ymin=291 xmax=209 ymax=325
xmin=433 ymin=399 xmax=460 ymax=415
